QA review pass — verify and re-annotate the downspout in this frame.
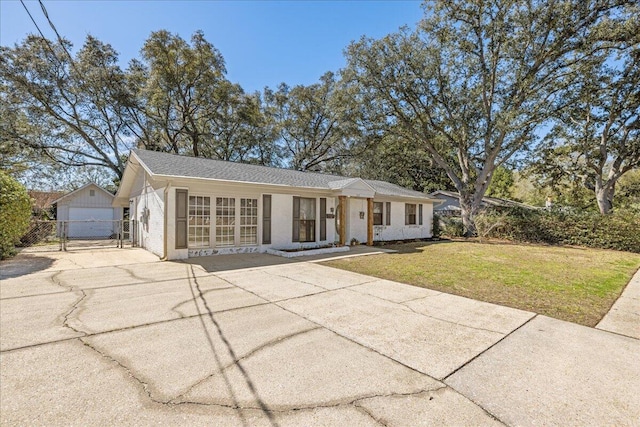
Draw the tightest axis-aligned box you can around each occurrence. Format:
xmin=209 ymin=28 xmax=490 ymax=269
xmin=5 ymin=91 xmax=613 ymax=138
xmin=161 ymin=182 xmax=171 ymax=261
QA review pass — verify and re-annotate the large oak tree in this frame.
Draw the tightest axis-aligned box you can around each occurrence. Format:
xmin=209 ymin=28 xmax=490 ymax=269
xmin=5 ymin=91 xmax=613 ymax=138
xmin=1 ymin=35 xmax=134 ymax=179
xmin=266 ymin=72 xmax=356 ymax=172
xmin=343 ymin=0 xmax=632 ymax=234
xmin=537 ymin=43 xmax=640 ymax=214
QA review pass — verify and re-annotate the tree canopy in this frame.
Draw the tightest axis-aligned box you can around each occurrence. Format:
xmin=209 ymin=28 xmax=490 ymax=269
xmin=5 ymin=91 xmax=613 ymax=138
xmin=342 ymin=0 xmax=635 ymax=233
xmin=2 ymin=1 xmax=637 ymax=223
xmin=533 ymin=38 xmax=640 ymax=214
xmin=1 ymin=35 xmax=133 ymax=179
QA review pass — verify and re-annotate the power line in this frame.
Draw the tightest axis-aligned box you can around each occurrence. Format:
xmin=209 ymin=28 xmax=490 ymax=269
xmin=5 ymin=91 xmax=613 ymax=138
xmin=38 ymin=0 xmax=77 ymax=69
xmin=19 ymin=0 xmax=83 ymax=79
xmin=37 ymin=0 xmax=82 ymax=77
xmin=19 ymin=0 xmax=68 ymax=70
xmin=19 ymin=0 xmax=49 ymax=44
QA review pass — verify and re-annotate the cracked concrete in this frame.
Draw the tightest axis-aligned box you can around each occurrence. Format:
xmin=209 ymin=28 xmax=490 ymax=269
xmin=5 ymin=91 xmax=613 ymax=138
xmin=277 ymin=287 xmax=516 ymax=379
xmin=356 ymin=388 xmax=504 ymax=426
xmin=1 ymin=247 xmax=639 ymax=425
xmin=446 ymin=315 xmax=640 ymax=426
xmin=178 ymin=327 xmax=442 ymax=410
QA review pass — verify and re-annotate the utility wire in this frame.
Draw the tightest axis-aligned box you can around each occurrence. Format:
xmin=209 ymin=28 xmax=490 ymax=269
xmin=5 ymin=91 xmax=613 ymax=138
xmin=18 ymin=0 xmax=69 ymax=72
xmin=39 ymin=0 xmax=77 ymax=68
xmin=38 ymin=0 xmax=81 ymax=76
xmin=19 ymin=0 xmax=50 ymax=47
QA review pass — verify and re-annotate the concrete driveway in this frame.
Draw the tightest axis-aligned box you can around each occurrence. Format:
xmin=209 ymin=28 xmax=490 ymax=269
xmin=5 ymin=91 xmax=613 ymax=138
xmin=1 ymin=247 xmax=638 ymax=426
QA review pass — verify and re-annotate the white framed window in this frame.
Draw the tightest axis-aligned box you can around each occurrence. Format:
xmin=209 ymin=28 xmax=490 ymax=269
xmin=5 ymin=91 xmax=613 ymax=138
xmin=188 ymin=196 xmax=211 ymax=248
xmin=405 ymin=203 xmax=417 ymax=225
xmin=240 ymin=198 xmax=258 ymax=245
xmin=373 ymin=202 xmax=384 ymax=225
xmin=216 ymin=197 xmax=235 ymax=247
xmin=293 ymin=197 xmax=316 ymax=242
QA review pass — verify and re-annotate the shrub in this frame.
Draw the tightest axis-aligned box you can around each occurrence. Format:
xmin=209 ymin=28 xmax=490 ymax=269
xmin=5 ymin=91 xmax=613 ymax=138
xmin=440 ymin=216 xmax=465 ymax=238
xmin=475 ymin=207 xmax=640 ymax=253
xmin=432 ymin=213 xmax=441 ymax=238
xmin=0 ymin=172 xmax=32 ymax=259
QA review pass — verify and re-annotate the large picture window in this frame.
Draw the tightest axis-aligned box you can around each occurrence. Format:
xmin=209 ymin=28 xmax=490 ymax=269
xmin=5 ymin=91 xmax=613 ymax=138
xmin=216 ymin=197 xmax=235 ymax=247
xmin=373 ymin=202 xmax=384 ymax=225
xmin=188 ymin=196 xmax=210 ymax=248
xmin=405 ymin=203 xmax=417 ymax=225
xmin=293 ymin=197 xmax=316 ymax=242
xmin=240 ymin=198 xmax=258 ymax=245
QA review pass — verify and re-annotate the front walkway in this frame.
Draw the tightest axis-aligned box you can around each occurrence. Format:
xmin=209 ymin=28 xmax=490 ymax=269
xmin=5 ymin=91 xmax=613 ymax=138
xmin=1 ymin=247 xmax=638 ymax=425
xmin=596 ymin=268 xmax=640 ymax=339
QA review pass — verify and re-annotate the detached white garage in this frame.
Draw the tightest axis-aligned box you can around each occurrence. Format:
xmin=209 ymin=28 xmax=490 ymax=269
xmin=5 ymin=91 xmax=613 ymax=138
xmin=54 ymin=183 xmax=122 ymax=238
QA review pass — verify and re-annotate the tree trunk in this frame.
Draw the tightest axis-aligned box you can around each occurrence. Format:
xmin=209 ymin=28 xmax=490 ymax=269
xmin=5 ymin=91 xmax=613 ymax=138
xmin=458 ymin=193 xmax=479 ymax=237
xmin=595 ymin=182 xmax=615 ymax=214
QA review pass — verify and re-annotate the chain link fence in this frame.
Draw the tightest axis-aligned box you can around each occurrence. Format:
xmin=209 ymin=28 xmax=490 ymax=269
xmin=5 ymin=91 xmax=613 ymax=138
xmin=18 ymin=220 xmax=137 ymax=252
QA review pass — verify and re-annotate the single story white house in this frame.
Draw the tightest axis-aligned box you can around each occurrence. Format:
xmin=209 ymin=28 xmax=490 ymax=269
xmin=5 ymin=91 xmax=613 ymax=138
xmin=113 ymin=149 xmax=441 ymax=260
xmin=54 ymin=183 xmax=122 ymax=238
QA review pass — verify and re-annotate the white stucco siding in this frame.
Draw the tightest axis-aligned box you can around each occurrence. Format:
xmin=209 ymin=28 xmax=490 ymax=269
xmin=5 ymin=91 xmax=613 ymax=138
xmin=346 ymin=197 xmax=368 ymax=244
xmin=270 ymin=194 xmax=293 ymax=249
xmin=133 ymin=177 xmax=165 ymax=258
xmin=425 ymin=202 xmax=434 ymax=236
xmin=372 ymin=200 xmax=433 ymax=241
xmin=269 ymin=193 xmax=336 ymax=250
xmin=324 ymin=197 xmax=337 ymax=244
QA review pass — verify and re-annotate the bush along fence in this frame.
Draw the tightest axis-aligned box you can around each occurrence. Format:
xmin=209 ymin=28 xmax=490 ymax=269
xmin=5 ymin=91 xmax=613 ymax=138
xmin=18 ymin=220 xmax=137 ymax=251
xmin=469 ymin=207 xmax=640 ymax=253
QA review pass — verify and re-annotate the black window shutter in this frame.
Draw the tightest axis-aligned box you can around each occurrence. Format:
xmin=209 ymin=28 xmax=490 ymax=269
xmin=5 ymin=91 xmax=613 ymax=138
xmin=292 ymin=197 xmax=300 ymax=242
xmin=385 ymin=202 xmax=391 ymax=226
xmin=419 ymin=204 xmax=423 ymax=225
xmin=262 ymin=195 xmax=271 ymax=244
xmin=320 ymin=198 xmax=327 ymax=241
xmin=175 ymin=189 xmax=188 ymax=249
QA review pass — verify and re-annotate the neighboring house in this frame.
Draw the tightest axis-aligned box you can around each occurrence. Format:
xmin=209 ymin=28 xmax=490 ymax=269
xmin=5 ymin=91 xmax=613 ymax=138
xmin=429 ymin=190 xmax=536 ymax=215
xmin=28 ymin=190 xmax=65 ymax=218
xmin=113 ymin=149 xmax=440 ymax=260
xmin=53 ymin=183 xmax=122 ymax=238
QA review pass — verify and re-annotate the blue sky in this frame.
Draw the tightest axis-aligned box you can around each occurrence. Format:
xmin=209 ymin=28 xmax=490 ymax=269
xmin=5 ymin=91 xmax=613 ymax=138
xmin=1 ymin=0 xmax=423 ymax=93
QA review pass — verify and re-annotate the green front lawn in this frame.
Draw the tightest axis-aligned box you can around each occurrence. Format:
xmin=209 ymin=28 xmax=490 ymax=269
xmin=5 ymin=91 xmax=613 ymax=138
xmin=323 ymin=241 xmax=640 ymax=326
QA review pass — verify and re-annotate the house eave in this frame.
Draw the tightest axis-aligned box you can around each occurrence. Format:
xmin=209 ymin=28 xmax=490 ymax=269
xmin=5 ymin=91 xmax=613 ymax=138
xmin=150 ymin=173 xmax=336 ymax=192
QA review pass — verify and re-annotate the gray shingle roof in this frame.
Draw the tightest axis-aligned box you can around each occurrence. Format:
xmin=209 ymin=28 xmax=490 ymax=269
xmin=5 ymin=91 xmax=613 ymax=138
xmin=133 ymin=149 xmax=433 ymax=200
xmin=429 ymin=190 xmax=537 ymax=209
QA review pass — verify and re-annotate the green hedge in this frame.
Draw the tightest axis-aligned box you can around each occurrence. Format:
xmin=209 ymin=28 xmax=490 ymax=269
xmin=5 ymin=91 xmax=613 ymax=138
xmin=475 ymin=207 xmax=640 ymax=253
xmin=0 ymin=172 xmax=32 ymax=259
xmin=438 ymin=215 xmax=465 ymax=238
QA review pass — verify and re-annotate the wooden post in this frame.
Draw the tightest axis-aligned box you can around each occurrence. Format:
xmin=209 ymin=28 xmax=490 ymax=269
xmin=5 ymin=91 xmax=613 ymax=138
xmin=367 ymin=198 xmax=374 ymax=246
xmin=338 ymin=196 xmax=347 ymax=246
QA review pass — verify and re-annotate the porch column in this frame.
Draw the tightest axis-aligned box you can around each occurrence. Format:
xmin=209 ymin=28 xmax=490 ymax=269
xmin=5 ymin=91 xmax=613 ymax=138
xmin=338 ymin=195 xmax=347 ymax=246
xmin=367 ymin=197 xmax=374 ymax=246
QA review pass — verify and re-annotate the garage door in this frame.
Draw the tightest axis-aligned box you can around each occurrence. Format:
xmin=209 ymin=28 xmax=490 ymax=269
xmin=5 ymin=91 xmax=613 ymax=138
xmin=68 ymin=208 xmax=115 ymax=238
